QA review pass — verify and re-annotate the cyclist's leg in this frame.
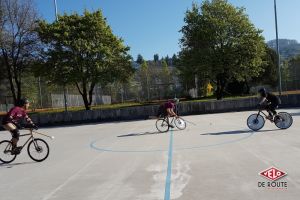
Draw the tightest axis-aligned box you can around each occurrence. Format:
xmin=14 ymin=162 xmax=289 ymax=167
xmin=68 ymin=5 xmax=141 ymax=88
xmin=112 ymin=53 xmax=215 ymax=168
xmin=2 ymin=123 xmax=19 ymax=148
xmin=162 ymin=110 xmax=169 ymax=124
xmin=164 ymin=115 xmax=169 ymax=125
xmin=269 ymin=103 xmax=278 ymax=115
xmin=265 ymin=104 xmax=273 ymax=120
xmin=266 ymin=103 xmax=278 ymax=120
xmin=166 ymin=116 xmax=174 ymax=128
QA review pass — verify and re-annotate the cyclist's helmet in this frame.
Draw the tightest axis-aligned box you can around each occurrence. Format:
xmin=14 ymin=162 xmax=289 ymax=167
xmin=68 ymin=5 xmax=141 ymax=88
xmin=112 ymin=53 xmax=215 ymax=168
xmin=17 ymin=98 xmax=30 ymax=107
xmin=258 ymin=88 xmax=267 ymax=97
xmin=173 ymin=98 xmax=179 ymax=104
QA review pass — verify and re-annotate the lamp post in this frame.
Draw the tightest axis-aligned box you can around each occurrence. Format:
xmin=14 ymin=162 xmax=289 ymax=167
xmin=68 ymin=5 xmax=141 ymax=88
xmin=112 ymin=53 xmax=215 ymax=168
xmin=53 ymin=0 xmax=68 ymax=111
xmin=274 ymin=0 xmax=282 ymax=95
xmin=54 ymin=0 xmax=58 ymax=21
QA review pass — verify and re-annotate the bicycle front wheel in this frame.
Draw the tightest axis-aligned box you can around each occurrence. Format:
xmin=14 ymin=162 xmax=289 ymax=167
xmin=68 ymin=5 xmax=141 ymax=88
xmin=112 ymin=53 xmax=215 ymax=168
xmin=156 ymin=118 xmax=169 ymax=133
xmin=275 ymin=112 xmax=293 ymax=129
xmin=174 ymin=117 xmax=186 ymax=130
xmin=0 ymin=140 xmax=17 ymax=163
xmin=27 ymin=138 xmax=49 ymax=162
xmin=247 ymin=114 xmax=265 ymax=131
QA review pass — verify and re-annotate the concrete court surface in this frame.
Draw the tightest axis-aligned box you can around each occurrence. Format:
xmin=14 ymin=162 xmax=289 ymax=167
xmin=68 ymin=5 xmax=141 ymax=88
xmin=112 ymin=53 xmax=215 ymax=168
xmin=0 ymin=108 xmax=300 ymax=200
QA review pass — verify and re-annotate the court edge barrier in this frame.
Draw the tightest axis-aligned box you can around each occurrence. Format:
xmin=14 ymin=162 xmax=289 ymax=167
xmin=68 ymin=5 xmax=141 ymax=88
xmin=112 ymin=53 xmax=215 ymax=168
xmin=0 ymin=94 xmax=299 ymax=129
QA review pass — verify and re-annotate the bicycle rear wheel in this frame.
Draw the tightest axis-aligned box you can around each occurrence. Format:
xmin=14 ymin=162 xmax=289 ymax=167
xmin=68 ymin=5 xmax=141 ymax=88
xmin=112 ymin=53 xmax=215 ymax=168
xmin=156 ymin=118 xmax=169 ymax=133
xmin=274 ymin=112 xmax=293 ymax=129
xmin=0 ymin=140 xmax=17 ymax=163
xmin=174 ymin=117 xmax=186 ymax=130
xmin=247 ymin=114 xmax=265 ymax=131
xmin=27 ymin=138 xmax=49 ymax=162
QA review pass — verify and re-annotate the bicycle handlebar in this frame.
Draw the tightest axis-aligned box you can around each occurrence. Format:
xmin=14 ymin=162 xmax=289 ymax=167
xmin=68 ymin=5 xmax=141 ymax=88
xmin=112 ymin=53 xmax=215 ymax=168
xmin=33 ymin=130 xmax=55 ymax=140
xmin=19 ymin=128 xmax=55 ymax=140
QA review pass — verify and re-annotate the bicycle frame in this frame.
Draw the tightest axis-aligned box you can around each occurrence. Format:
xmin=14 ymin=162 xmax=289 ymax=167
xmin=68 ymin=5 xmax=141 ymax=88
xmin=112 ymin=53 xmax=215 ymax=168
xmin=18 ymin=129 xmax=37 ymax=150
xmin=2 ymin=129 xmax=37 ymax=154
xmin=162 ymin=116 xmax=176 ymax=125
xmin=256 ymin=109 xmax=275 ymax=122
xmin=9 ymin=129 xmax=52 ymax=150
xmin=257 ymin=109 xmax=268 ymax=117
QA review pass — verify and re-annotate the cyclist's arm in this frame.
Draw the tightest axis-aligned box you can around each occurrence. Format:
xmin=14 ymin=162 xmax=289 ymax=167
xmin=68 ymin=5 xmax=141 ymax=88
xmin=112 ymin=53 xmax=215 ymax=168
xmin=259 ymin=97 xmax=267 ymax=105
xmin=24 ymin=113 xmax=34 ymax=125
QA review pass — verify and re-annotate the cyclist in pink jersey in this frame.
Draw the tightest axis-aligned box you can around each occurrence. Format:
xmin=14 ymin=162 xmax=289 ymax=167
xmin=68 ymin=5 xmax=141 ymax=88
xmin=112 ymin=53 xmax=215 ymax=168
xmin=2 ymin=98 xmax=38 ymax=154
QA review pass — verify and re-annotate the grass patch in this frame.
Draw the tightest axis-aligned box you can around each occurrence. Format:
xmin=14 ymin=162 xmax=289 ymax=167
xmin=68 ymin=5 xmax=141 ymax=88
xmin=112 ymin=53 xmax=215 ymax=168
xmin=184 ymin=95 xmax=257 ymax=103
xmin=31 ymin=102 xmax=144 ymax=114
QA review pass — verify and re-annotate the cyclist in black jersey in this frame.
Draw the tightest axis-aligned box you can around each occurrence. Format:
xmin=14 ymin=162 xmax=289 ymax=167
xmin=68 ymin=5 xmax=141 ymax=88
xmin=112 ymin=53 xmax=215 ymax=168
xmin=258 ymin=88 xmax=281 ymax=120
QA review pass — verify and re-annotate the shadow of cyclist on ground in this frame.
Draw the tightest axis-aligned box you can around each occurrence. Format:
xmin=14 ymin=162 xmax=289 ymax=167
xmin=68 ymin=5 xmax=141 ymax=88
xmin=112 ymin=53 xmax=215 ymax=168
xmin=117 ymin=129 xmax=180 ymax=137
xmin=201 ymin=129 xmax=281 ymax=136
xmin=0 ymin=161 xmax=36 ymax=168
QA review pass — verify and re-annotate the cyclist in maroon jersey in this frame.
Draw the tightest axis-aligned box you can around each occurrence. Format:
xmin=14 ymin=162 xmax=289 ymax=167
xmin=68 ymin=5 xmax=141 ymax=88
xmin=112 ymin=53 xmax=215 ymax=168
xmin=2 ymin=98 xmax=38 ymax=154
xmin=157 ymin=98 xmax=179 ymax=128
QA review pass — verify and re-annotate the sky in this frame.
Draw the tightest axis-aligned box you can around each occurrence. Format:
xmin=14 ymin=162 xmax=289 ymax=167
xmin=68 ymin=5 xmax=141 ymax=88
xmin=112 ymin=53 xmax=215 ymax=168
xmin=35 ymin=0 xmax=300 ymax=60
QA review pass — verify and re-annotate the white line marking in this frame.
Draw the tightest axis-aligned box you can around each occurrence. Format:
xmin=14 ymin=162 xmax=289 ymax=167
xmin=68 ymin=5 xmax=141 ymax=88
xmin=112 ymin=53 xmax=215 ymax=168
xmin=42 ymin=155 xmax=100 ymax=200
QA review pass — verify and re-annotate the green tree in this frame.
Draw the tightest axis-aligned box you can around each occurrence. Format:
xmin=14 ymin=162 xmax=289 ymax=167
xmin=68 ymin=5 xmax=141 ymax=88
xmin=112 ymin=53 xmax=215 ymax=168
xmin=154 ymin=54 xmax=159 ymax=63
xmin=139 ymin=60 xmax=150 ymax=100
xmin=252 ymin=46 xmax=278 ymax=87
xmin=171 ymin=54 xmax=178 ymax=66
xmin=165 ymin=55 xmax=171 ymax=65
xmin=178 ymin=0 xmax=266 ymax=99
xmin=136 ymin=54 xmax=144 ymax=64
xmin=161 ymin=60 xmax=171 ymax=85
xmin=36 ymin=10 xmax=134 ymax=110
xmin=176 ymin=51 xmax=198 ymax=95
xmin=287 ymin=55 xmax=300 ymax=81
xmin=284 ymin=55 xmax=300 ymax=90
xmin=160 ymin=60 xmax=173 ymax=97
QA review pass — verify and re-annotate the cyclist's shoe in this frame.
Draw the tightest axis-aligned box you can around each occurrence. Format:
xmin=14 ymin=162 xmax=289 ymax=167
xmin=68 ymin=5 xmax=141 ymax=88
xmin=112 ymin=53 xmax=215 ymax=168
xmin=168 ymin=124 xmax=174 ymax=128
xmin=266 ymin=115 xmax=273 ymax=121
xmin=273 ymin=115 xmax=281 ymax=123
xmin=11 ymin=146 xmax=22 ymax=155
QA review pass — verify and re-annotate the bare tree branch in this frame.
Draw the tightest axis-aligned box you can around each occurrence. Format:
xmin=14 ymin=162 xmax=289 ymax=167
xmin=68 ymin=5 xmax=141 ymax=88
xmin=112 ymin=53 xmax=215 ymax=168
xmin=0 ymin=0 xmax=40 ymax=102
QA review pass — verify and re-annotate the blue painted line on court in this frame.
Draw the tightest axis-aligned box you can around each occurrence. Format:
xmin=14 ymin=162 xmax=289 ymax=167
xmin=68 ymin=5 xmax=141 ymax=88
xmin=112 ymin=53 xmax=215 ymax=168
xmin=164 ymin=129 xmax=174 ymax=200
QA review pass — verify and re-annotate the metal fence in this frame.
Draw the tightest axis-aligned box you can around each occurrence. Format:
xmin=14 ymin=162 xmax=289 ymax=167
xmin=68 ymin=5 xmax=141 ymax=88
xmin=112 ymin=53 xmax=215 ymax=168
xmin=0 ymin=104 xmax=13 ymax=112
xmin=51 ymin=94 xmax=111 ymax=108
xmin=0 ymin=59 xmax=299 ymax=112
xmin=282 ymin=80 xmax=300 ymax=91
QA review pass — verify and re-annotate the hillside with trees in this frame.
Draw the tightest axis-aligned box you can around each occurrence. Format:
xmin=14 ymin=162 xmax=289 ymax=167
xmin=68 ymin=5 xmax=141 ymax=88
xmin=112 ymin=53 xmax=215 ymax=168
xmin=267 ymin=39 xmax=300 ymax=60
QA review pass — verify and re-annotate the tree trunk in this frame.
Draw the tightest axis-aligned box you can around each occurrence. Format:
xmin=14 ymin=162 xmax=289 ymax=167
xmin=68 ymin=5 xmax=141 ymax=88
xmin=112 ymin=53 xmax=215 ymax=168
xmin=216 ymin=74 xmax=226 ymax=100
xmin=12 ymin=64 xmax=22 ymax=103
xmin=16 ymin=77 xmax=21 ymax=101
xmin=82 ymin=91 xmax=90 ymax=110
xmin=88 ymin=82 xmax=96 ymax=108
xmin=216 ymin=80 xmax=222 ymax=100
xmin=2 ymin=50 xmax=17 ymax=103
xmin=245 ymin=81 xmax=250 ymax=94
xmin=76 ymin=82 xmax=91 ymax=110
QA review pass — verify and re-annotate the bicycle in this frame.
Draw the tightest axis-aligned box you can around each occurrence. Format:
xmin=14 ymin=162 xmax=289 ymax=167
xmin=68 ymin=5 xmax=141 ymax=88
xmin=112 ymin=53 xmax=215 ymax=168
xmin=247 ymin=108 xmax=293 ymax=131
xmin=0 ymin=128 xmax=54 ymax=164
xmin=156 ymin=115 xmax=187 ymax=133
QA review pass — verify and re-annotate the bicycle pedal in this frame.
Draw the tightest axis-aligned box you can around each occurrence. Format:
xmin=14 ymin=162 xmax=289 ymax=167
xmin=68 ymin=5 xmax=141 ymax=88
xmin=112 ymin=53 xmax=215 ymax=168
xmin=11 ymin=150 xmax=21 ymax=155
xmin=11 ymin=147 xmax=22 ymax=155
